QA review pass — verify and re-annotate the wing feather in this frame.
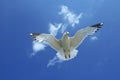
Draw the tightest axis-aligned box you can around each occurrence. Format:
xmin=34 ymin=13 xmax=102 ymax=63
xmin=30 ymin=33 xmax=61 ymax=51
xmin=70 ymin=23 xmax=103 ymax=49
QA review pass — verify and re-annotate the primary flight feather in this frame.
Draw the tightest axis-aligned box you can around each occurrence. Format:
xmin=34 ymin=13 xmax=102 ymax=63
xmin=30 ymin=22 xmax=103 ymax=60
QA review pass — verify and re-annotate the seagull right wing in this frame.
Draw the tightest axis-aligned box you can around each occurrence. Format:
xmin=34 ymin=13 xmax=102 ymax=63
xmin=70 ymin=23 xmax=103 ymax=49
xmin=30 ymin=33 xmax=61 ymax=51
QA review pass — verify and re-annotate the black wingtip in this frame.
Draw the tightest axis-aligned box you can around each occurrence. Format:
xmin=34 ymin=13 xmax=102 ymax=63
xmin=91 ymin=22 xmax=104 ymax=28
xmin=90 ymin=22 xmax=104 ymax=33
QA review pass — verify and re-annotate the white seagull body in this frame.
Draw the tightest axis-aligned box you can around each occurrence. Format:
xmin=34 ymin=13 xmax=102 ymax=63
xmin=30 ymin=23 xmax=103 ymax=60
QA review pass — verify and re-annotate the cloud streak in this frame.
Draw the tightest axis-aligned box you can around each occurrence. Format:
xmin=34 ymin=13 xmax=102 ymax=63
xmin=47 ymin=56 xmax=63 ymax=67
xmin=49 ymin=5 xmax=83 ymax=37
xmin=59 ymin=5 xmax=83 ymax=27
xmin=49 ymin=23 xmax=62 ymax=36
xmin=31 ymin=41 xmax=46 ymax=56
xmin=91 ymin=36 xmax=98 ymax=41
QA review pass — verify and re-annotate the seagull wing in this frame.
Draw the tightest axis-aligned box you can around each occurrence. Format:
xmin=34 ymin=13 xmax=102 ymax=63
xmin=70 ymin=22 xmax=103 ymax=49
xmin=30 ymin=33 xmax=61 ymax=51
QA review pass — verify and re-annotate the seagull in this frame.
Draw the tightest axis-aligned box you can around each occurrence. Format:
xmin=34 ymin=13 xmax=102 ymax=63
xmin=30 ymin=22 xmax=103 ymax=60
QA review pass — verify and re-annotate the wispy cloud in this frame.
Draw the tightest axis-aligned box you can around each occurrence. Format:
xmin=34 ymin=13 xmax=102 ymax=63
xmin=47 ymin=49 xmax=78 ymax=67
xmin=49 ymin=23 xmax=62 ymax=36
xmin=90 ymin=36 xmax=98 ymax=41
xmin=47 ymin=56 xmax=63 ymax=67
xmin=49 ymin=5 xmax=83 ymax=37
xmin=59 ymin=5 xmax=83 ymax=27
xmin=31 ymin=41 xmax=46 ymax=56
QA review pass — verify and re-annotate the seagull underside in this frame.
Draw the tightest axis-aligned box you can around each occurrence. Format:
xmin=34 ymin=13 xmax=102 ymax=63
xmin=30 ymin=22 xmax=103 ymax=60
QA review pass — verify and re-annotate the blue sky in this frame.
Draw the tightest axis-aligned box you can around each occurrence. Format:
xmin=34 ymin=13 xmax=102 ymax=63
xmin=0 ymin=0 xmax=120 ymax=80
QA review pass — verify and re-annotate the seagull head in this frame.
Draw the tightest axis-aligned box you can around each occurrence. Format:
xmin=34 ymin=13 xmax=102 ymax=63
xmin=30 ymin=33 xmax=42 ymax=42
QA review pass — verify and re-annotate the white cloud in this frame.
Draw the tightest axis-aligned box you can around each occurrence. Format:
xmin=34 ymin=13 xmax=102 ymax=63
xmin=49 ymin=22 xmax=68 ymax=35
xmin=90 ymin=36 xmax=98 ymax=41
xmin=48 ymin=5 xmax=83 ymax=36
xmin=31 ymin=41 xmax=46 ymax=56
xmin=60 ymin=24 xmax=68 ymax=33
xmin=47 ymin=49 xmax=78 ymax=67
xmin=56 ymin=49 xmax=78 ymax=61
xmin=59 ymin=5 xmax=83 ymax=27
xmin=47 ymin=56 xmax=63 ymax=67
xmin=49 ymin=23 xmax=62 ymax=36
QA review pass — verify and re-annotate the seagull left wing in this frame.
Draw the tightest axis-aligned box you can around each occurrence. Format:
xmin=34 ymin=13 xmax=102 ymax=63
xmin=70 ymin=23 xmax=103 ymax=49
xmin=30 ymin=33 xmax=61 ymax=51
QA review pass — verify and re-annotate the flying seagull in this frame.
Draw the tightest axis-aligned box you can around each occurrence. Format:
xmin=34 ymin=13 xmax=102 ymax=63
xmin=30 ymin=22 xmax=103 ymax=60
